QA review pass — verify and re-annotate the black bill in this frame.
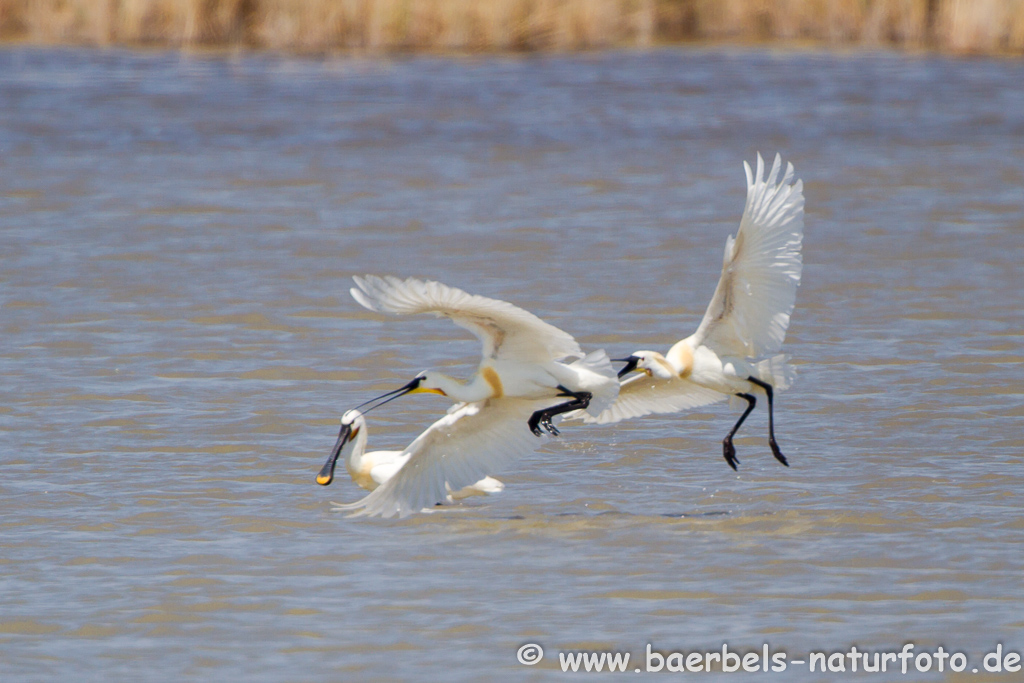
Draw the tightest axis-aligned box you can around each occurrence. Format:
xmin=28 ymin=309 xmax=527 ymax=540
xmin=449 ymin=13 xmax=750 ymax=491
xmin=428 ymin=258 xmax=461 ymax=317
xmin=316 ymin=423 xmax=352 ymax=486
xmin=613 ymin=356 xmax=641 ymax=378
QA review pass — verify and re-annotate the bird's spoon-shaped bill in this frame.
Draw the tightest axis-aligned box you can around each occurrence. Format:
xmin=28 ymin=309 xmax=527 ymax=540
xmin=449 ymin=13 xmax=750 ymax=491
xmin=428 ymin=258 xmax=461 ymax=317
xmin=317 ymin=423 xmax=352 ymax=486
xmin=317 ymin=376 xmax=437 ymax=486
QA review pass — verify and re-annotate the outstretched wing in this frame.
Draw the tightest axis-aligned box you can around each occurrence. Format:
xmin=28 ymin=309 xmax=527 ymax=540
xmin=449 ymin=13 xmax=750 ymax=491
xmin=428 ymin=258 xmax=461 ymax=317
xmin=578 ymin=373 xmax=726 ymax=425
xmin=351 ymin=275 xmax=582 ymax=363
xmin=333 ymin=398 xmax=552 ymax=518
xmin=692 ymin=153 xmax=804 ymax=358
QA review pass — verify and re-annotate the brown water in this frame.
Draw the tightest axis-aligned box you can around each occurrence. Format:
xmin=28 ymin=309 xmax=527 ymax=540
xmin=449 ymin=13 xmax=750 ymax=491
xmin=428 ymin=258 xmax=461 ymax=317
xmin=1 ymin=47 xmax=1023 ymax=681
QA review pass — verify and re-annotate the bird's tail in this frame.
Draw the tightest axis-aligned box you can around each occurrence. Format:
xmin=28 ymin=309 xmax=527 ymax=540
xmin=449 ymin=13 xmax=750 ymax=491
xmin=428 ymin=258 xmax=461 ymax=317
xmin=727 ymin=355 xmax=795 ymax=409
xmin=755 ymin=354 xmax=796 ymax=391
xmin=567 ymin=349 xmax=619 ymax=417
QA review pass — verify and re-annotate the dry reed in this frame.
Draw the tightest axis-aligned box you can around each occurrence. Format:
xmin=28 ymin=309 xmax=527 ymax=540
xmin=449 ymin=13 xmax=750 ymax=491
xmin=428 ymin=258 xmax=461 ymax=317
xmin=1 ymin=0 xmax=1022 ymax=54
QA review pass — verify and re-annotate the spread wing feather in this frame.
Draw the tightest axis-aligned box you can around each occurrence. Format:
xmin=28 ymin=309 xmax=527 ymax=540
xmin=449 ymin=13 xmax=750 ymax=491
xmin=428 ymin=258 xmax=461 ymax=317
xmin=692 ymin=153 xmax=804 ymax=358
xmin=333 ymin=398 xmax=552 ymax=518
xmin=578 ymin=373 xmax=726 ymax=425
xmin=351 ymin=275 xmax=582 ymax=362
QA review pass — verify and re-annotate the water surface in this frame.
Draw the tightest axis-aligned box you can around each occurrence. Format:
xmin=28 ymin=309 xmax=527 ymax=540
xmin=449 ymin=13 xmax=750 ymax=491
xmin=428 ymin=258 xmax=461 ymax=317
xmin=1 ymin=47 xmax=1023 ymax=681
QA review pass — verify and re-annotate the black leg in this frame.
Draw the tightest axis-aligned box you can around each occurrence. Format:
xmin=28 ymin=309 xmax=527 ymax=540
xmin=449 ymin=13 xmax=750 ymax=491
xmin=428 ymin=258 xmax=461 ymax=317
xmin=723 ymin=393 xmax=756 ymax=470
xmin=748 ymin=376 xmax=788 ymax=466
xmin=528 ymin=386 xmax=593 ymax=437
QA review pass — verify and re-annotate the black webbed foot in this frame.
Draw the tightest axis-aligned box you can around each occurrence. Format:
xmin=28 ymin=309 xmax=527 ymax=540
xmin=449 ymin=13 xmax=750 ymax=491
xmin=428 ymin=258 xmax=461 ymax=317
xmin=528 ymin=386 xmax=591 ymax=438
xmin=722 ymin=392 xmax=756 ymax=471
xmin=723 ymin=437 xmax=740 ymax=471
xmin=528 ymin=410 xmax=562 ymax=437
xmin=540 ymin=416 xmax=560 ymax=436
xmin=528 ymin=413 xmax=545 ymax=437
xmin=769 ymin=438 xmax=788 ymax=466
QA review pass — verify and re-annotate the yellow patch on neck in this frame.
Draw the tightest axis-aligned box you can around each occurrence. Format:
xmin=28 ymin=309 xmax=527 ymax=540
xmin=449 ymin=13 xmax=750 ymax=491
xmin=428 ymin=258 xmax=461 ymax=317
xmin=670 ymin=343 xmax=694 ymax=379
xmin=481 ymin=366 xmax=504 ymax=398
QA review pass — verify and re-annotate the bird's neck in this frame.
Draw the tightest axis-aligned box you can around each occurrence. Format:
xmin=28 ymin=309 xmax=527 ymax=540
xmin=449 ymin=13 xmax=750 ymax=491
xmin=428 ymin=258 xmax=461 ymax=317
xmin=343 ymin=426 xmax=370 ymax=477
xmin=666 ymin=338 xmax=695 ymax=377
xmin=432 ymin=371 xmax=496 ymax=403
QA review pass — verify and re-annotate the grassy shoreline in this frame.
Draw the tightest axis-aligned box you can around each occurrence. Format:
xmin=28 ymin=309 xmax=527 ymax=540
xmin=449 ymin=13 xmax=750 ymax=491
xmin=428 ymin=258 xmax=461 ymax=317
xmin=1 ymin=0 xmax=1022 ymax=56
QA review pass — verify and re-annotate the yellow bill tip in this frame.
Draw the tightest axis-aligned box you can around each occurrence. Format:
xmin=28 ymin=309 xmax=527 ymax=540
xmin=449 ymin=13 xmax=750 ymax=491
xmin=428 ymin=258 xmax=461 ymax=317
xmin=316 ymin=473 xmax=333 ymax=486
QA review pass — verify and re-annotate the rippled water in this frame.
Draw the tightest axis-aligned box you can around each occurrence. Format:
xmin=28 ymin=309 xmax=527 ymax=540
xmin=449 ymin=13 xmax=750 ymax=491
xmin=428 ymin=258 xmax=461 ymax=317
xmin=2 ymin=47 xmax=1023 ymax=681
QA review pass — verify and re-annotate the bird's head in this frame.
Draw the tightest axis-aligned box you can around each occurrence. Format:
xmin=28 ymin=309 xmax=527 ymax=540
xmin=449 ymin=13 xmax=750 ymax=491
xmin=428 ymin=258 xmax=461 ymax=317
xmin=317 ymin=410 xmax=366 ymax=487
xmin=370 ymin=371 xmax=449 ymax=400
xmin=341 ymin=409 xmax=365 ymax=434
xmin=614 ymin=351 xmax=674 ymax=380
xmin=347 ymin=371 xmax=449 ymax=418
xmin=407 ymin=370 xmax=448 ymax=397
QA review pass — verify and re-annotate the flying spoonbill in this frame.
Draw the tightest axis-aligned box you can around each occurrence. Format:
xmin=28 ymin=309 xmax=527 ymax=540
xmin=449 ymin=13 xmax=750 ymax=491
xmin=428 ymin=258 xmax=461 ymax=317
xmin=316 ymin=408 xmax=503 ymax=499
xmin=584 ymin=153 xmax=804 ymax=470
xmin=348 ymin=275 xmax=620 ymax=436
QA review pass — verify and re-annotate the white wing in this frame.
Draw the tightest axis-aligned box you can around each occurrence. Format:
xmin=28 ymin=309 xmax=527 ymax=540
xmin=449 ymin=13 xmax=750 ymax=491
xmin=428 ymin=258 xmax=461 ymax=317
xmin=368 ymin=455 xmax=409 ymax=486
xmin=351 ymin=275 xmax=582 ymax=363
xmin=580 ymin=373 xmax=726 ymax=425
xmin=334 ymin=398 xmax=552 ymax=518
xmin=692 ymin=153 xmax=804 ymax=358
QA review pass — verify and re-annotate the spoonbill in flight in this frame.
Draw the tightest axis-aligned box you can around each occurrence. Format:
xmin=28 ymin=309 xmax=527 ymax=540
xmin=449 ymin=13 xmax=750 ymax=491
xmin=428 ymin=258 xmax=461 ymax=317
xmin=584 ymin=153 xmax=804 ymax=470
xmin=348 ymin=275 xmax=619 ymax=437
xmin=316 ymin=408 xmax=503 ymax=500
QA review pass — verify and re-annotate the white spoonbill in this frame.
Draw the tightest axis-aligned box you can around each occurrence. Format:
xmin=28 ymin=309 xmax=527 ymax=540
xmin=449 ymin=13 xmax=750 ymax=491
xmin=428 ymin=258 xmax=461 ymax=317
xmin=348 ymin=275 xmax=619 ymax=436
xmin=584 ymin=153 xmax=804 ymax=470
xmin=327 ymin=397 xmax=569 ymax=518
xmin=315 ymin=408 xmax=503 ymax=499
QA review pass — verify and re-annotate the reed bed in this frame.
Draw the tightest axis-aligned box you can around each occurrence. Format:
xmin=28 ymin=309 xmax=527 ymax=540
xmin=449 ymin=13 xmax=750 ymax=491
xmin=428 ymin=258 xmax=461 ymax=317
xmin=1 ymin=0 xmax=1022 ymax=54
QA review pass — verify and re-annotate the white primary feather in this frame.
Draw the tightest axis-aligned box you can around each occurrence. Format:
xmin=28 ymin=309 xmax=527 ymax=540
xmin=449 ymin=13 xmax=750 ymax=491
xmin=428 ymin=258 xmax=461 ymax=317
xmin=692 ymin=153 xmax=804 ymax=358
xmin=583 ymin=373 xmax=726 ymax=425
xmin=351 ymin=275 xmax=583 ymax=363
xmin=333 ymin=397 xmax=553 ymax=519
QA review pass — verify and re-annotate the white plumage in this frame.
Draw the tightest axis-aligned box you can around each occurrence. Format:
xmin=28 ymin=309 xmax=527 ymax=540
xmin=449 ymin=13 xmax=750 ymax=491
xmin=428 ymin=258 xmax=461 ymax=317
xmin=583 ymin=153 xmax=804 ymax=470
xmin=593 ymin=372 xmax=727 ymax=426
xmin=316 ymin=409 xmax=503 ymax=500
xmin=324 ymin=276 xmax=620 ymax=517
xmin=350 ymin=275 xmax=619 ymax=427
xmin=351 ymin=275 xmax=582 ymax=363
xmin=692 ymin=153 xmax=804 ymax=359
xmin=332 ymin=399 xmax=553 ymax=519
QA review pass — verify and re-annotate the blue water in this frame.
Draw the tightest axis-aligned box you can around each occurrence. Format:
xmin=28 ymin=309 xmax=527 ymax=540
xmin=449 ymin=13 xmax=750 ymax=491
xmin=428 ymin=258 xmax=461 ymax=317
xmin=1 ymin=46 xmax=1023 ymax=681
